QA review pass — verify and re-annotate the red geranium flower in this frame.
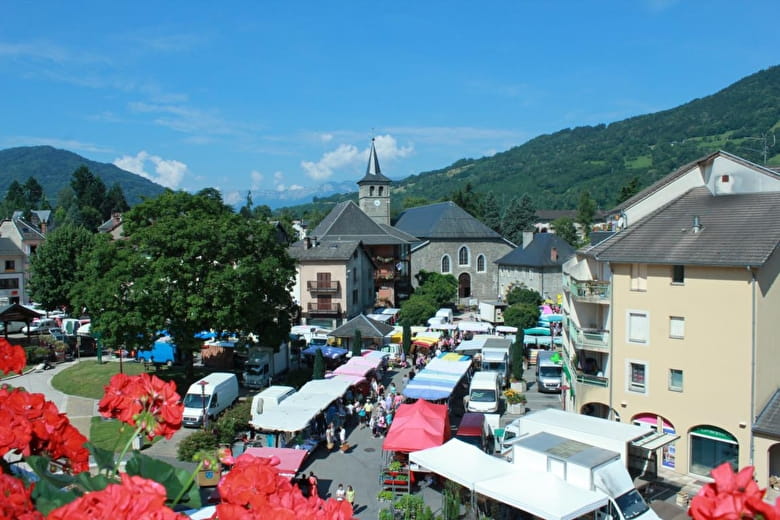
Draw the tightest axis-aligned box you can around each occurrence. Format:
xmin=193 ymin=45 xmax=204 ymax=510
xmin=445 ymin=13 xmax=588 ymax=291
xmin=46 ymin=473 xmax=187 ymax=520
xmin=0 ymin=338 xmax=26 ymax=375
xmin=99 ymin=373 xmax=183 ymax=440
xmin=690 ymin=463 xmax=780 ymax=520
xmin=0 ymin=467 xmax=44 ymax=520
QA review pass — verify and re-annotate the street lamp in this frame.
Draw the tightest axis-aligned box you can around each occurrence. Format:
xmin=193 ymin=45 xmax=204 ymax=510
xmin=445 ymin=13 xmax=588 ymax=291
xmin=198 ymin=380 xmax=209 ymax=430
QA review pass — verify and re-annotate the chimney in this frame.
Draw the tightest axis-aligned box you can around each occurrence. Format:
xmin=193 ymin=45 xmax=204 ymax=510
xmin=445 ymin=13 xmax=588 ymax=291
xmin=550 ymin=248 xmax=558 ymax=262
xmin=692 ymin=216 xmax=702 ymax=234
xmin=40 ymin=221 xmax=47 ymax=235
xmin=303 ymin=237 xmax=311 ymax=249
xmin=522 ymin=230 xmax=534 ymax=249
xmin=113 ymin=212 xmax=122 ymax=224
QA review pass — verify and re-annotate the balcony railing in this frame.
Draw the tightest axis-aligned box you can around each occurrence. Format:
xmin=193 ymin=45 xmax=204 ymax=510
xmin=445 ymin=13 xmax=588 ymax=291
xmin=575 ymin=373 xmax=610 ymax=387
xmin=306 ymin=280 xmax=340 ymax=293
xmin=307 ymin=302 xmax=342 ymax=315
xmin=567 ymin=279 xmax=611 ymax=302
xmin=568 ymin=323 xmax=610 ymax=351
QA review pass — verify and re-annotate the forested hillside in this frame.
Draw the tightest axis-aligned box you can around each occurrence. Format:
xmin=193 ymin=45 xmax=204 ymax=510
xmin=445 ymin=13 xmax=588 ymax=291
xmin=0 ymin=146 xmax=165 ymax=206
xmin=287 ymin=65 xmax=780 ymax=218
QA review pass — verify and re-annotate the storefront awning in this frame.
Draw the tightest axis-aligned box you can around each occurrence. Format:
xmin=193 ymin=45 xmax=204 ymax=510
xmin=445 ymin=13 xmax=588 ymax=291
xmin=631 ymin=431 xmax=680 ymax=451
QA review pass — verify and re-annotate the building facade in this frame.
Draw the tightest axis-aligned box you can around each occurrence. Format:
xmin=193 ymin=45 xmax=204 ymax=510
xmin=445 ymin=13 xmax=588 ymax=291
xmin=561 ymin=151 xmax=780 ymax=485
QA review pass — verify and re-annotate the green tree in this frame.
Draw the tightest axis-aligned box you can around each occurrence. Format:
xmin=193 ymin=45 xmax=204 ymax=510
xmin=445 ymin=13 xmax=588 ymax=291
xmin=402 ymin=323 xmax=412 ymax=355
xmin=505 ymin=286 xmax=543 ymax=307
xmin=103 ymin=182 xmax=130 ymax=216
xmin=450 ymin=182 xmax=482 ymax=218
xmin=503 ymin=303 xmax=540 ymax=331
xmin=576 ymin=190 xmax=597 ymax=232
xmin=352 ymin=329 xmax=363 ymax=357
xmin=616 ymin=176 xmax=640 ymax=205
xmin=502 ymin=194 xmax=535 ymax=245
xmin=72 ymin=190 xmax=297 ymax=380
xmin=399 ymin=294 xmax=437 ymax=327
xmin=414 ymin=270 xmax=457 ymax=308
xmin=3 ymin=180 xmax=26 ymax=216
xmin=23 ymin=177 xmax=45 ymax=208
xmin=511 ymin=336 xmax=526 ymax=382
xmin=312 ymin=349 xmax=325 ymax=380
xmin=70 ymin=166 xmax=108 ymax=230
xmin=480 ymin=191 xmax=502 ymax=233
xmin=551 ymin=217 xmax=579 ymax=247
xmin=29 ymin=224 xmax=95 ymax=313
xmin=402 ymin=196 xmax=430 ymax=210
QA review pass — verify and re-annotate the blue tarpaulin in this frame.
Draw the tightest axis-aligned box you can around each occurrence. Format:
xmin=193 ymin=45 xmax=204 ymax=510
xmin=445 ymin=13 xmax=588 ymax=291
xmin=302 ymin=345 xmax=348 ymax=359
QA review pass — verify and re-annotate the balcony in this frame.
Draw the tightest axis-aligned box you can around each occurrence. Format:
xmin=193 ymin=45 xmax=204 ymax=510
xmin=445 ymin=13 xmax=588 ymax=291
xmin=575 ymin=372 xmax=610 ymax=388
xmin=568 ymin=323 xmax=610 ymax=352
xmin=307 ymin=302 xmax=342 ymax=315
xmin=566 ymin=278 xmax=611 ymax=303
xmin=306 ymin=280 xmax=340 ymax=293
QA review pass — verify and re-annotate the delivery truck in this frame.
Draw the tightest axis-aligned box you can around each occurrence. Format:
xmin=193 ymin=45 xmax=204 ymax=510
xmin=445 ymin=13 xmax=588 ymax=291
xmin=502 ymin=409 xmax=678 ymax=479
xmin=182 ymin=373 xmax=239 ymax=428
xmin=242 ymin=345 xmax=290 ymax=389
xmin=512 ymin=432 xmax=661 ymax=520
xmin=478 ymin=300 xmax=507 ymax=325
xmin=250 ymin=385 xmax=296 ymax=426
xmin=136 ymin=336 xmax=177 ymax=366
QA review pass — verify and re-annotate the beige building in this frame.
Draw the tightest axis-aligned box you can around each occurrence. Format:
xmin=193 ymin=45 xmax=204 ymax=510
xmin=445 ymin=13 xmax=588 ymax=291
xmin=561 ymin=151 xmax=780 ymax=485
xmin=0 ymin=214 xmax=47 ymax=304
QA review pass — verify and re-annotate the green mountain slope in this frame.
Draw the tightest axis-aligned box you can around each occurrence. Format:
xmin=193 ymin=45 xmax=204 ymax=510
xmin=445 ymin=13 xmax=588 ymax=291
xmin=288 ymin=65 xmax=780 ymax=216
xmin=0 ymin=146 xmax=166 ymax=206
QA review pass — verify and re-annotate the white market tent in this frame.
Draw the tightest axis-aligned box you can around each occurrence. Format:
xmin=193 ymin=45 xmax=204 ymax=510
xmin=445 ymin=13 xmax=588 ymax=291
xmin=495 ymin=325 xmax=518 ymax=333
xmin=457 ymin=321 xmax=492 ymax=333
xmin=455 ymin=335 xmax=512 ymax=354
xmin=410 ymin=439 xmax=609 ymax=520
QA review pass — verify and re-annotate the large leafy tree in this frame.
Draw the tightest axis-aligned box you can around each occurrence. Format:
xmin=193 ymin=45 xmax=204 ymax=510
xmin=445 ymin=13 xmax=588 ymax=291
xmin=505 ymin=287 xmax=543 ymax=307
xmin=398 ymin=294 xmax=438 ymax=327
xmin=551 ymin=217 xmax=579 ymax=247
xmin=576 ymin=190 xmax=597 ymax=232
xmin=480 ymin=191 xmax=502 ymax=234
xmin=103 ymin=182 xmax=130 ymax=216
xmin=616 ymin=176 xmax=640 ymax=205
xmin=502 ymin=194 xmax=535 ymax=245
xmin=414 ymin=270 xmax=458 ymax=308
xmin=29 ymin=224 xmax=95 ymax=312
xmin=503 ymin=303 xmax=540 ymax=331
xmin=72 ymin=190 xmax=297 ymax=379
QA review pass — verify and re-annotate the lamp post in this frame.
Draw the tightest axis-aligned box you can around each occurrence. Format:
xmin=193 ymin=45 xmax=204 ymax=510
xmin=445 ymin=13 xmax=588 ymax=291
xmin=198 ymin=380 xmax=208 ymax=430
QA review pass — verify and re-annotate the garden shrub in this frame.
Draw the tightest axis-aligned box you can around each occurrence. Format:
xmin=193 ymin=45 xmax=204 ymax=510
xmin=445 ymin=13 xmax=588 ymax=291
xmin=177 ymin=430 xmax=218 ymax=462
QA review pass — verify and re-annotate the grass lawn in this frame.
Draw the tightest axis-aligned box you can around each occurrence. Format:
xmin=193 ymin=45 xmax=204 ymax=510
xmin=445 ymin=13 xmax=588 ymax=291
xmin=51 ymin=361 xmax=147 ymax=399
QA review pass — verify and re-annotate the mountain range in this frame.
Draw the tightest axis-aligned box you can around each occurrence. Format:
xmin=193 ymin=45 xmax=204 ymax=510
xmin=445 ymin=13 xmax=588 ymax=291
xmin=1 ymin=65 xmax=779 ymax=213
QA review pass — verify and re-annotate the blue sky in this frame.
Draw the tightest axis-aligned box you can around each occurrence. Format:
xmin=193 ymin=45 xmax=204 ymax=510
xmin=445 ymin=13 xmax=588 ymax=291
xmin=1 ymin=1 xmax=778 ymax=205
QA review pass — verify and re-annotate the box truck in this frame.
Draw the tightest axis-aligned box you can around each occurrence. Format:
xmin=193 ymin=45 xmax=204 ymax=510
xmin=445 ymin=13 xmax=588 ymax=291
xmin=480 ymin=346 xmax=511 ymax=388
xmin=250 ymin=385 xmax=296 ymax=425
xmin=182 ymin=373 xmax=240 ymax=428
xmin=242 ymin=345 xmax=289 ymax=389
xmin=512 ymin=432 xmax=661 ymax=520
xmin=478 ymin=300 xmax=507 ymax=325
xmin=502 ymin=409 xmax=677 ymax=479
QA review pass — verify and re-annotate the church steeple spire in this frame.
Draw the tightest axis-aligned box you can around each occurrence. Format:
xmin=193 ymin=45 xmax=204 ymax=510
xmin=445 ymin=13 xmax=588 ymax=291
xmin=357 ymin=137 xmax=391 ymax=226
xmin=358 ymin=138 xmax=391 ymax=184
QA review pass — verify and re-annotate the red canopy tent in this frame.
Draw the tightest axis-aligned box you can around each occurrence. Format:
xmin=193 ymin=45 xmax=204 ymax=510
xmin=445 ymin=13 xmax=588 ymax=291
xmin=243 ymin=447 xmax=308 ymax=480
xmin=382 ymin=400 xmax=451 ymax=453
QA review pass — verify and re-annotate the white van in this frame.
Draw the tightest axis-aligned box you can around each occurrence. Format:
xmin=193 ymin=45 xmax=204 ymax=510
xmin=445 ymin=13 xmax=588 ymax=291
xmin=466 ymin=371 xmax=501 ymax=413
xmin=250 ymin=385 xmax=296 ymax=426
xmin=182 ymin=372 xmax=240 ymax=428
xmin=435 ymin=308 xmax=453 ymax=323
xmin=536 ymin=350 xmax=563 ymax=393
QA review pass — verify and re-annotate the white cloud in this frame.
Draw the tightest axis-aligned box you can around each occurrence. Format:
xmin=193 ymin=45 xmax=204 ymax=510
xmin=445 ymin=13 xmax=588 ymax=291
xmin=113 ymin=151 xmax=188 ymax=189
xmin=250 ymin=170 xmax=264 ymax=190
xmin=222 ymin=190 xmax=242 ymax=206
xmin=320 ymin=133 xmax=333 ymax=143
xmin=300 ymin=134 xmax=413 ymax=181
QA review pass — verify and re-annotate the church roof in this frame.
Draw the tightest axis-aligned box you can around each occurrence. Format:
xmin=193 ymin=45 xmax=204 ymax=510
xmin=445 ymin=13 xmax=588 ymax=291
xmin=394 ymin=201 xmax=508 ymax=241
xmin=357 ymin=139 xmax=391 ymax=184
xmin=309 ymin=201 xmax=415 ymax=245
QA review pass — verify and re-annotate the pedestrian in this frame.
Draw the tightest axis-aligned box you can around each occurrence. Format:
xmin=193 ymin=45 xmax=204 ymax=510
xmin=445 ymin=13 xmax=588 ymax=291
xmin=401 ymin=373 xmax=409 ymax=388
xmin=308 ymin=472 xmax=319 ymax=498
xmin=346 ymin=485 xmax=355 ymax=509
xmin=388 ymin=382 xmax=397 ymax=395
xmin=335 ymin=483 xmax=346 ymax=501
xmin=338 ymin=426 xmax=347 ymax=451
xmin=374 ymin=414 xmax=386 ymax=437
xmin=363 ymin=400 xmax=373 ymax=427
xmin=325 ymin=423 xmax=335 ymax=451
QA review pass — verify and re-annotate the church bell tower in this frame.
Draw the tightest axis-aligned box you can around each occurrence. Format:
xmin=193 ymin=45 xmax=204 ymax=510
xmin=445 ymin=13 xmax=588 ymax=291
xmin=357 ymin=138 xmax=391 ymax=226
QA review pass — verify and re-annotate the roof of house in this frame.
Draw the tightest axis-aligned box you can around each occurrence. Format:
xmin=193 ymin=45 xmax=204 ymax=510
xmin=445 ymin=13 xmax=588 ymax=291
xmin=495 ymin=233 xmax=576 ymax=267
xmin=310 ymin=201 xmax=416 ymax=245
xmin=753 ymin=389 xmax=780 ymax=438
xmin=0 ymin=303 xmax=43 ymax=322
xmin=329 ymin=313 xmax=396 ymax=339
xmin=0 ymin=237 xmax=25 ymax=256
xmin=288 ymin=240 xmax=365 ymax=262
xmin=587 ymin=187 xmax=780 ymax=267
xmin=394 ymin=201 xmax=511 ymax=243
xmin=5 ymin=217 xmax=45 ymax=241
xmin=611 ymin=150 xmax=780 ymax=215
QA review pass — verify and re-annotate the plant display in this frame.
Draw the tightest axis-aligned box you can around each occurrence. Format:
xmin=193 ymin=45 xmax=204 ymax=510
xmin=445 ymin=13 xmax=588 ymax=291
xmin=503 ymin=388 xmax=527 ymax=405
xmin=0 ymin=338 xmax=354 ymax=519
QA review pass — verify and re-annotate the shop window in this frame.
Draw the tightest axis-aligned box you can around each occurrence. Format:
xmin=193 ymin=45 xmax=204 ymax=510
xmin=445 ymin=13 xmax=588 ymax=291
xmin=4 ymin=260 xmax=15 ymax=272
xmin=672 ymin=265 xmax=685 ymax=284
xmin=690 ymin=427 xmax=739 ymax=477
xmin=0 ymin=278 xmax=20 ymax=290
xmin=669 ymin=369 xmax=683 ymax=391
xmin=669 ymin=316 xmax=685 ymax=339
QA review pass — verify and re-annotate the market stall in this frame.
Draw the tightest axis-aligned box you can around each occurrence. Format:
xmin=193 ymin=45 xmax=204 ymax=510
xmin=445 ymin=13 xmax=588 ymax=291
xmin=402 ymin=353 xmax=472 ymax=401
xmin=243 ymin=447 xmax=309 ymax=480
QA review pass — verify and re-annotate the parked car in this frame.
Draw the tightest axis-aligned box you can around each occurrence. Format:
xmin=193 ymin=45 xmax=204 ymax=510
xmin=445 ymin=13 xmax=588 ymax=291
xmin=0 ymin=321 xmax=26 ymax=334
xmin=26 ymin=318 xmax=58 ymax=335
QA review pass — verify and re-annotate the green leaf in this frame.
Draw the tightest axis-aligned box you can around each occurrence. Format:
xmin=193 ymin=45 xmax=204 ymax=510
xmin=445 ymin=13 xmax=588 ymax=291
xmin=86 ymin=441 xmax=118 ymax=473
xmin=74 ymin=471 xmax=113 ymax=492
xmin=124 ymin=451 xmax=201 ymax=508
xmin=26 ymin=455 xmax=77 ymax=489
xmin=30 ymin=478 xmax=79 ymax=516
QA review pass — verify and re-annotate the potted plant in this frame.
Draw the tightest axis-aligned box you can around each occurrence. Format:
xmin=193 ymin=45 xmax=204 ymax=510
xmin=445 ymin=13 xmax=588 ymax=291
xmin=503 ymin=388 xmax=527 ymax=415
xmin=377 ymin=490 xmax=394 ymax=502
